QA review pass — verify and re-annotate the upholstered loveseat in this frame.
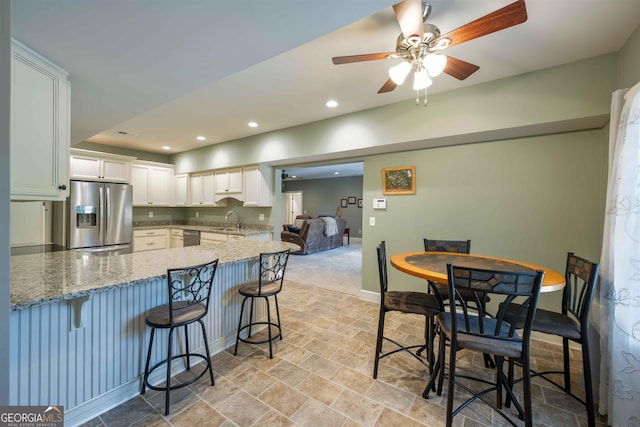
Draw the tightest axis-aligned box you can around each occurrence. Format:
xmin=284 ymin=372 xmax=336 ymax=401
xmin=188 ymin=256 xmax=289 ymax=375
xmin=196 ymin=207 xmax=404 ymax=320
xmin=280 ymin=216 xmax=347 ymax=255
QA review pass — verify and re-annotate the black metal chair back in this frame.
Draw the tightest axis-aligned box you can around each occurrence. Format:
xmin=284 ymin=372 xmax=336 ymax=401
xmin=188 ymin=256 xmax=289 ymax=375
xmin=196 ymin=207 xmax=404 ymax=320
xmin=376 ymin=241 xmax=389 ymax=295
xmin=166 ymin=259 xmax=219 ymax=325
xmin=256 ymin=249 xmax=291 ymax=295
xmin=563 ymin=252 xmax=599 ymax=329
xmin=424 ymin=239 xmax=471 ymax=254
xmin=447 ymin=264 xmax=542 ymax=345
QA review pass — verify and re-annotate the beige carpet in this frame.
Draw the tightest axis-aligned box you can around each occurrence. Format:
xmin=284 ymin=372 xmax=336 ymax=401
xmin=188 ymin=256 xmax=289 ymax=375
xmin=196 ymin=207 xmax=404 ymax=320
xmin=285 ymin=238 xmax=362 ymax=296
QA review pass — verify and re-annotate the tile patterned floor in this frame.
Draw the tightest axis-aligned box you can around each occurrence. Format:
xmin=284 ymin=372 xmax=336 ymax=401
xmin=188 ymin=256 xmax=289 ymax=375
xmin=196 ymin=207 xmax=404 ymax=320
xmin=81 ymin=280 xmax=607 ymax=427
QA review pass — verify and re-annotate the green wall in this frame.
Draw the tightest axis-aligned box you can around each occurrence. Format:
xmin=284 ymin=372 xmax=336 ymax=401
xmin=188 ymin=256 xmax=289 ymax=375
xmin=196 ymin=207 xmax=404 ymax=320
xmin=362 ymin=128 xmax=607 ymax=314
xmin=617 ymin=24 xmax=640 ymax=88
xmin=284 ymin=175 xmax=363 ymax=237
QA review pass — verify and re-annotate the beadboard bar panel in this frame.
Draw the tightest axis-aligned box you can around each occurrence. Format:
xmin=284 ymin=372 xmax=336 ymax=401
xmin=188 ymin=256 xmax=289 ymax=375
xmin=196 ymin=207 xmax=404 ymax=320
xmin=9 ymin=260 xmax=266 ymax=425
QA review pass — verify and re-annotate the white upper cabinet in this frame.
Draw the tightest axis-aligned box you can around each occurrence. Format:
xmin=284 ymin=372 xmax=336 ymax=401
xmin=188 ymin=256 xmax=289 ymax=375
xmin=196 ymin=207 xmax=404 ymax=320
xmin=190 ymin=171 xmax=226 ymax=206
xmin=11 ymin=39 xmax=70 ymax=201
xmin=70 ymin=149 xmax=135 ymax=182
xmin=215 ymin=168 xmax=243 ymax=201
xmin=130 ymin=161 xmax=173 ymax=206
xmin=173 ymin=173 xmax=189 ymax=206
xmin=243 ymin=164 xmax=273 ymax=207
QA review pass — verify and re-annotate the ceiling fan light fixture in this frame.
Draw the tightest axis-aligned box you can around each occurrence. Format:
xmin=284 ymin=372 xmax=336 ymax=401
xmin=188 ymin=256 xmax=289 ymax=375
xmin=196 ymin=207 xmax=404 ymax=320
xmin=423 ymin=53 xmax=447 ymax=77
xmin=412 ymin=68 xmax=432 ymax=91
xmin=388 ymin=61 xmax=412 ymax=85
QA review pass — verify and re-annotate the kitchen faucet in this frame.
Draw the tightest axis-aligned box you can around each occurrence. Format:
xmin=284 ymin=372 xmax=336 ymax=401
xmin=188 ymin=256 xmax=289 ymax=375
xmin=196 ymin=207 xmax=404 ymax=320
xmin=225 ymin=210 xmax=241 ymax=229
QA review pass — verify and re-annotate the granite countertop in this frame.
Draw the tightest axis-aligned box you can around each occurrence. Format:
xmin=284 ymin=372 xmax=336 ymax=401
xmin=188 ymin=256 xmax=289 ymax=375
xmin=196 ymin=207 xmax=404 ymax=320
xmin=10 ymin=241 xmax=299 ymax=311
xmin=134 ymin=224 xmax=272 ymax=237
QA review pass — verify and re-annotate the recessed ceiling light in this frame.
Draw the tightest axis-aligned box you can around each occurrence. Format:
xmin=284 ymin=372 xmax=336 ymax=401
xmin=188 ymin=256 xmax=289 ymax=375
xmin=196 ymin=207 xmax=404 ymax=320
xmin=325 ymin=100 xmax=338 ymax=108
xmin=334 ymin=171 xmax=340 ymax=175
xmin=162 ymin=146 xmax=171 ymax=150
xmin=196 ymin=136 xmax=206 ymax=141
xmin=248 ymin=121 xmax=258 ymax=128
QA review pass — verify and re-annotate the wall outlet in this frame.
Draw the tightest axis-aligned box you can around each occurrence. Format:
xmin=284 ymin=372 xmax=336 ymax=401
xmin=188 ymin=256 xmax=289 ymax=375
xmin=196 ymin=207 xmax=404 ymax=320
xmin=259 ymin=213 xmax=264 ymax=221
xmin=195 ymin=212 xmax=199 ymax=218
xmin=369 ymin=217 xmax=375 ymax=226
xmin=148 ymin=211 xmax=153 ymax=218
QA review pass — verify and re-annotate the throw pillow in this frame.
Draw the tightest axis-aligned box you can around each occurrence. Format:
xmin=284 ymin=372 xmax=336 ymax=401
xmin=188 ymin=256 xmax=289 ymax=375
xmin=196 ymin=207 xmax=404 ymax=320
xmin=287 ymin=225 xmax=300 ymax=233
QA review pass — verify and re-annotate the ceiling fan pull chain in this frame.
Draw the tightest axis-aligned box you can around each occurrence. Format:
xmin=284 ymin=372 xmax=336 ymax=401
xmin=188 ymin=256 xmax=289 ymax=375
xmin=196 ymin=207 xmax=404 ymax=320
xmin=416 ymin=90 xmax=420 ymax=106
xmin=424 ymin=87 xmax=428 ymax=107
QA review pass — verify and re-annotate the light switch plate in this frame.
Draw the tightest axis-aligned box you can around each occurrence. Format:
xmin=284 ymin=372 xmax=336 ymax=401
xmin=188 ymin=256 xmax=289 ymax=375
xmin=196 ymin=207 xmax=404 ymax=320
xmin=148 ymin=211 xmax=153 ymax=218
xmin=369 ymin=217 xmax=375 ymax=226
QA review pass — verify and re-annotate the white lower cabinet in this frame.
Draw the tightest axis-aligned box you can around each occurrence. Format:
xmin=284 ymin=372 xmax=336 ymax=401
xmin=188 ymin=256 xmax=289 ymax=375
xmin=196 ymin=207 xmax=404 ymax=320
xmin=133 ymin=229 xmax=169 ymax=252
xmin=171 ymin=229 xmax=184 ymax=248
xmin=200 ymin=232 xmax=228 ymax=245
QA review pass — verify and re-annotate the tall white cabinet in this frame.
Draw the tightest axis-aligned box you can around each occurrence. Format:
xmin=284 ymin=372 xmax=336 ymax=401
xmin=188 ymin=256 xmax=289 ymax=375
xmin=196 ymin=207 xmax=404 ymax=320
xmin=11 ymin=39 xmax=70 ymax=201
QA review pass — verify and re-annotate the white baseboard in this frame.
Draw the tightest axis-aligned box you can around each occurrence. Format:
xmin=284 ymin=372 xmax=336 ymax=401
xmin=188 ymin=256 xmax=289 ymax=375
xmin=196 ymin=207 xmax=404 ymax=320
xmin=360 ymin=289 xmax=380 ymax=304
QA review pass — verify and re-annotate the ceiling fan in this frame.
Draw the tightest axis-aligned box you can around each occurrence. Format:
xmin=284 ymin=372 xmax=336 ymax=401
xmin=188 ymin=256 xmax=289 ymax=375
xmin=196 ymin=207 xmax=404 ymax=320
xmin=332 ymin=0 xmax=528 ymax=96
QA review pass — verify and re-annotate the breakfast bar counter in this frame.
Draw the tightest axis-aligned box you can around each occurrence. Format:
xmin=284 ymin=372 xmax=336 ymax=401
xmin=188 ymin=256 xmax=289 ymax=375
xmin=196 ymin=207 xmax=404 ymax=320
xmin=9 ymin=241 xmax=299 ymax=425
xmin=10 ymin=240 xmax=296 ymax=310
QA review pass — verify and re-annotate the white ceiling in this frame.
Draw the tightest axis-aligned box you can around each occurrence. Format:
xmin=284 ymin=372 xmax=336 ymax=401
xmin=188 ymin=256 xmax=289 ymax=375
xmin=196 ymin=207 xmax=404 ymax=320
xmin=11 ymin=0 xmax=640 ymax=161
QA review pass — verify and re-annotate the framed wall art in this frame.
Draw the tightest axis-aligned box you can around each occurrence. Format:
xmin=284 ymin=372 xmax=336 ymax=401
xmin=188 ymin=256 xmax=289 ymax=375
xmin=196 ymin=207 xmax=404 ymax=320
xmin=348 ymin=196 xmax=356 ymax=204
xmin=340 ymin=198 xmax=348 ymax=208
xmin=382 ymin=166 xmax=415 ymax=195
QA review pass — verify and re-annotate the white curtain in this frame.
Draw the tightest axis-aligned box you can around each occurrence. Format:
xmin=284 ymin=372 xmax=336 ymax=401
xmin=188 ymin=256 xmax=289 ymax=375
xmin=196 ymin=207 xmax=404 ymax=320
xmin=596 ymin=82 xmax=640 ymax=426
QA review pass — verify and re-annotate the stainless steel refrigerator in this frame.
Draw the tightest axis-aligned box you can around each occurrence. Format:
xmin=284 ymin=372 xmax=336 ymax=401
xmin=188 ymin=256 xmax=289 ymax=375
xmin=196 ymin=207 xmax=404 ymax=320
xmin=67 ymin=180 xmax=132 ymax=249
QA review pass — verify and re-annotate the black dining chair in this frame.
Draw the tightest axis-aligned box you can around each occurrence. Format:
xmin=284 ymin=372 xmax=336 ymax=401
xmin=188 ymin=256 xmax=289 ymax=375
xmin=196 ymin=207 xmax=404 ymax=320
xmin=503 ymin=252 xmax=600 ymax=427
xmin=423 ymin=238 xmax=476 ymax=307
xmin=424 ymin=263 xmax=544 ymax=427
xmin=421 ymin=238 xmax=497 ymax=367
xmin=234 ymin=249 xmax=291 ymax=359
xmin=141 ymin=259 xmax=219 ymax=415
xmin=374 ymin=241 xmax=442 ymax=378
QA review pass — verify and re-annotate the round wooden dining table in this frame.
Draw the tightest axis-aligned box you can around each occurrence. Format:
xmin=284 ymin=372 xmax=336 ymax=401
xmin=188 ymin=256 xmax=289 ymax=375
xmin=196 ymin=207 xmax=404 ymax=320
xmin=390 ymin=251 xmax=565 ymax=292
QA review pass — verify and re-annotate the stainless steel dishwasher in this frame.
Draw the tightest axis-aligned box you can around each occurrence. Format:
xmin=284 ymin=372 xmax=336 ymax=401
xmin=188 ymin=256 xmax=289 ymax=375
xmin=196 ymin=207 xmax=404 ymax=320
xmin=183 ymin=230 xmax=200 ymax=247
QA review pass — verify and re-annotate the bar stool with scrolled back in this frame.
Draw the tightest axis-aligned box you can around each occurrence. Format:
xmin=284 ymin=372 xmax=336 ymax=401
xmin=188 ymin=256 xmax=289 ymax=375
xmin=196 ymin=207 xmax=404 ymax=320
xmin=141 ymin=259 xmax=219 ymax=415
xmin=234 ymin=249 xmax=291 ymax=359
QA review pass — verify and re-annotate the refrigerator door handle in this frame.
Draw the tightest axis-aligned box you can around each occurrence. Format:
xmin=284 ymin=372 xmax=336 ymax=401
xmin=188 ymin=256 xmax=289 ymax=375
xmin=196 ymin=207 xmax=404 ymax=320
xmin=99 ymin=185 xmax=105 ymax=245
xmin=105 ymin=185 xmax=110 ymax=243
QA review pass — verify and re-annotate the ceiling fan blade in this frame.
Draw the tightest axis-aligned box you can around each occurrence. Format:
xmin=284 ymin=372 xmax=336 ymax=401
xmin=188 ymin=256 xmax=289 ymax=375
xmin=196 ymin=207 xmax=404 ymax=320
xmin=440 ymin=0 xmax=527 ymax=48
xmin=443 ymin=56 xmax=480 ymax=80
xmin=393 ymin=0 xmax=423 ymax=44
xmin=332 ymin=52 xmax=397 ymax=65
xmin=378 ymin=78 xmax=397 ymax=93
